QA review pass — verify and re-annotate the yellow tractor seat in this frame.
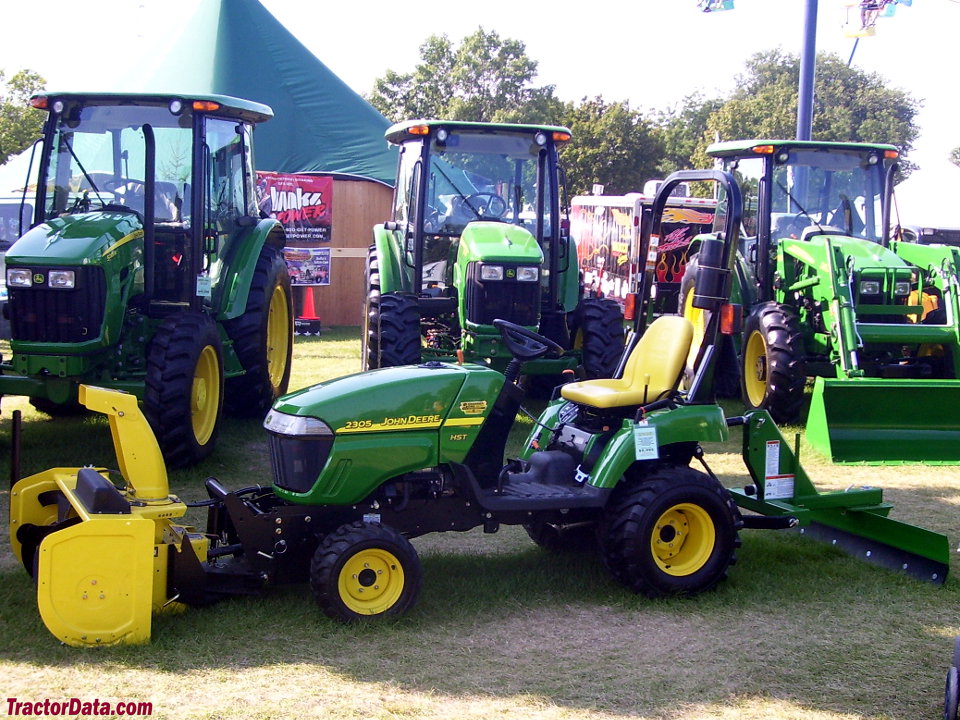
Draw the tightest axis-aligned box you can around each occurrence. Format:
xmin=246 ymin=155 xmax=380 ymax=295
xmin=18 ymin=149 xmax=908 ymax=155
xmin=561 ymin=315 xmax=694 ymax=410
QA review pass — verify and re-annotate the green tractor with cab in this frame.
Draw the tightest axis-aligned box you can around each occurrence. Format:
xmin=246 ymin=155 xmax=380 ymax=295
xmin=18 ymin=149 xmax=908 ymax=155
xmin=365 ymin=119 xmax=624 ymax=382
xmin=9 ymin=169 xmax=948 ymax=646
xmin=1 ymin=92 xmax=294 ymax=467
xmin=683 ymin=139 xmax=960 ymax=463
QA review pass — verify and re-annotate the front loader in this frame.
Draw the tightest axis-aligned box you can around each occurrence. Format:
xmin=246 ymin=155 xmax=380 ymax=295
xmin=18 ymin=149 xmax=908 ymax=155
xmin=366 ymin=120 xmax=624 ymax=382
xmin=9 ymin=170 xmax=949 ymax=646
xmin=688 ymin=139 xmax=960 ymax=463
xmin=1 ymin=92 xmax=295 ymax=467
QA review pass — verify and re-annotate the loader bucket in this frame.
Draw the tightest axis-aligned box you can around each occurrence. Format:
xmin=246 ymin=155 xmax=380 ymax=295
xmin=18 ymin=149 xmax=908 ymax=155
xmin=806 ymin=376 xmax=960 ymax=464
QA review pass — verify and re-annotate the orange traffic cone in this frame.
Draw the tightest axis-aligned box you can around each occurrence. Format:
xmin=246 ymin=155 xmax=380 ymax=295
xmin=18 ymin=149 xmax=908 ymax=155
xmin=295 ymin=286 xmax=322 ymax=336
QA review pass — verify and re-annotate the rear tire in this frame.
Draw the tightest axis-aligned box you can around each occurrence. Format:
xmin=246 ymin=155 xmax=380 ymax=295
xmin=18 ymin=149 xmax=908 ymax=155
xmin=377 ymin=293 xmax=421 ymax=368
xmin=145 ymin=312 xmax=224 ymax=468
xmin=946 ymin=665 xmax=959 ymax=720
xmin=741 ymin=302 xmax=806 ymax=424
xmin=28 ymin=397 xmax=88 ymax=417
xmin=599 ymin=466 xmax=741 ymax=597
xmin=577 ymin=297 xmax=624 ymax=378
xmin=361 ymin=246 xmax=381 ymax=371
xmin=310 ymin=521 xmax=422 ymax=622
xmin=224 ymin=244 xmax=294 ymax=416
xmin=524 ymin=517 xmax=597 ymax=552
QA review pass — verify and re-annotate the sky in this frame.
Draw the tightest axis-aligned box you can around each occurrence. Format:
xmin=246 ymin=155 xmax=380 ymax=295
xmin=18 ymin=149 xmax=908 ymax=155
xmin=0 ymin=0 xmax=957 ymax=173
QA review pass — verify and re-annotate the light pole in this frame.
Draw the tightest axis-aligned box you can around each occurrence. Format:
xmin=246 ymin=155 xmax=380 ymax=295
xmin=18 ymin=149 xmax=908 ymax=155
xmin=796 ymin=0 xmax=818 ymax=140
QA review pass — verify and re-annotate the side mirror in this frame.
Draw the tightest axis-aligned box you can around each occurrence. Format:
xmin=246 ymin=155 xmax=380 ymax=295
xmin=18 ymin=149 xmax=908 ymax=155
xmin=692 ymin=235 xmax=726 ymax=311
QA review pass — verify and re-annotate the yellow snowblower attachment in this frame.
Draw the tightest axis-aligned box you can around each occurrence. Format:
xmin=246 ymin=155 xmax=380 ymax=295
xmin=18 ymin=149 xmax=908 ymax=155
xmin=8 ymin=385 xmax=206 ymax=646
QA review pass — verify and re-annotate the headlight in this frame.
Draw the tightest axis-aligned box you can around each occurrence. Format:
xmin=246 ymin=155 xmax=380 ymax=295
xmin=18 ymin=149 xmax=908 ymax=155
xmin=480 ymin=265 xmax=504 ymax=281
xmin=263 ymin=410 xmax=332 ymax=437
xmin=517 ymin=266 xmax=539 ymax=282
xmin=48 ymin=270 xmax=76 ymax=289
xmin=859 ymin=280 xmax=880 ymax=295
xmin=7 ymin=268 xmax=32 ymax=288
xmin=894 ymin=281 xmax=911 ymax=296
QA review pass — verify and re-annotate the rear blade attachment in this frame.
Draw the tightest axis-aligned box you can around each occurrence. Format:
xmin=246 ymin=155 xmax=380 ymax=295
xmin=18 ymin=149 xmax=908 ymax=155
xmin=729 ymin=410 xmax=950 ymax=584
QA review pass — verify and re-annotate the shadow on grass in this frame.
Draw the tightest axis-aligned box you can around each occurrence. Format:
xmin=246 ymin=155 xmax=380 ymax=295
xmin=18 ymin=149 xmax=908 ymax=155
xmin=1 ymin=525 xmax=956 ymax=719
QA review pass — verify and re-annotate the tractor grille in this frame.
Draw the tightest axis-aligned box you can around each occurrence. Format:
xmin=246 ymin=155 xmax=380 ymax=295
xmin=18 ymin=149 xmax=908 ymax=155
xmin=268 ymin=432 xmax=333 ymax=494
xmin=8 ymin=266 xmax=107 ymax=343
xmin=465 ymin=263 xmax=539 ymax=326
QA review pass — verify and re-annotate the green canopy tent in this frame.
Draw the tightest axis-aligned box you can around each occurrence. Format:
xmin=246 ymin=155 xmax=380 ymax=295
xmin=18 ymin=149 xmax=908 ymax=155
xmin=123 ymin=0 xmax=396 ymax=184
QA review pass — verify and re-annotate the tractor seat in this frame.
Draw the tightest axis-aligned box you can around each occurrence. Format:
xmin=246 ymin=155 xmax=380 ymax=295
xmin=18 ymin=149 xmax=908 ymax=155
xmin=561 ymin=315 xmax=694 ymax=409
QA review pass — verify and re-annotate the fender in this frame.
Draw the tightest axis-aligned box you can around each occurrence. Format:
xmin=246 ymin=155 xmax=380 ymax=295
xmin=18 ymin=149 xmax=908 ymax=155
xmin=588 ymin=404 xmax=730 ymax=490
xmin=214 ymin=218 xmax=286 ymax=320
xmin=372 ymin=223 xmax=409 ymax=294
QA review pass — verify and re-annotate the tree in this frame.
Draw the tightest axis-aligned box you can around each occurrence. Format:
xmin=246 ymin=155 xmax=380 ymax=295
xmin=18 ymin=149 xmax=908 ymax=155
xmin=693 ymin=50 xmax=921 ymax=173
xmin=560 ymin=97 xmax=664 ymax=196
xmin=368 ymin=29 xmax=562 ymax=124
xmin=653 ymin=92 xmax=724 ymax=176
xmin=0 ymin=69 xmax=45 ymax=166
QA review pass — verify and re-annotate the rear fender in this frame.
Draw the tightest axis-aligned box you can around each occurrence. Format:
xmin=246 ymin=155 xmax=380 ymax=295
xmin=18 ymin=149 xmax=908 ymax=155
xmin=373 ymin=223 xmax=409 ymax=294
xmin=587 ymin=404 xmax=729 ymax=490
xmin=213 ymin=218 xmax=285 ymax=320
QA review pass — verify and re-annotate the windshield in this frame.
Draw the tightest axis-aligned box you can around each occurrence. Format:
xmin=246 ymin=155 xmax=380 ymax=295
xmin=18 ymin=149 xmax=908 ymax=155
xmin=423 ymin=130 xmax=554 ymax=238
xmin=769 ymin=148 xmax=886 ymax=242
xmin=43 ymin=102 xmax=193 ymax=223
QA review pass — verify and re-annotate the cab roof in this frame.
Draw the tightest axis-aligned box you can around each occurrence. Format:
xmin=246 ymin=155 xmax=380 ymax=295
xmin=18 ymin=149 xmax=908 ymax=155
xmin=707 ymin=138 xmax=899 ymax=157
xmin=33 ymin=91 xmax=274 ymax=125
xmin=386 ymin=119 xmax=572 ymax=146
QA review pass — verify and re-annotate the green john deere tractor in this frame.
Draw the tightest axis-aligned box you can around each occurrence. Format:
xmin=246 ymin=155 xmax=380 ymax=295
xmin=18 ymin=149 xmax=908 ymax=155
xmin=9 ymin=169 xmax=948 ymax=646
xmin=684 ymin=139 xmax=960 ymax=463
xmin=365 ymin=120 xmax=624 ymax=381
xmin=1 ymin=92 xmax=294 ymax=467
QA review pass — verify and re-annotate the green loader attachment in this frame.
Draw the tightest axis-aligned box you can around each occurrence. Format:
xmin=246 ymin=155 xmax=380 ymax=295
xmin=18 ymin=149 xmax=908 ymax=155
xmin=791 ymin=233 xmax=960 ymax=463
xmin=702 ymin=139 xmax=960 ymax=464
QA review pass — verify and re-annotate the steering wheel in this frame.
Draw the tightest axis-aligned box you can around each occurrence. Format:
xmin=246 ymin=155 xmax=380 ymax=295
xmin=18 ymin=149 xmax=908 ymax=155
xmin=465 ymin=192 xmax=507 ymax=219
xmin=493 ymin=319 xmax=564 ymax=361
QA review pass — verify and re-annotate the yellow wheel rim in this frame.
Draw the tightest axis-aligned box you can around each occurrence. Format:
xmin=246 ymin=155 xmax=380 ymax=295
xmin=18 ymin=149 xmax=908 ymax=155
xmin=743 ymin=330 xmax=768 ymax=407
xmin=650 ymin=503 xmax=716 ymax=576
xmin=266 ymin=284 xmax=290 ymax=390
xmin=682 ymin=289 xmax=707 ymax=372
xmin=338 ymin=548 xmax=405 ymax=615
xmin=191 ymin=345 xmax=220 ymax=445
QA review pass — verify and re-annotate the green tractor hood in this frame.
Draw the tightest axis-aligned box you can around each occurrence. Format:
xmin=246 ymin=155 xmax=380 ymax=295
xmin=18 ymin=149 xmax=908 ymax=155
xmin=9 ymin=212 xmax=144 ymax=266
xmin=270 ymin=362 xmax=505 ymax=504
xmin=780 ymin=234 xmax=913 ymax=276
xmin=5 ymin=212 xmax=145 ymax=352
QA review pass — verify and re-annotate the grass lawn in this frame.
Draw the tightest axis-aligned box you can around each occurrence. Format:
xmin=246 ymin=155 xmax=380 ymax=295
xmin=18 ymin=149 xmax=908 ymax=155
xmin=1 ymin=327 xmax=958 ymax=720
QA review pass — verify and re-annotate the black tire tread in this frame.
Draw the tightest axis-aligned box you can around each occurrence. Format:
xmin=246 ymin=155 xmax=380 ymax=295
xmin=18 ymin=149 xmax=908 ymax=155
xmin=310 ymin=521 xmax=422 ymax=622
xmin=742 ymin=302 xmax=806 ymax=424
xmin=144 ymin=312 xmax=224 ymax=468
xmin=223 ymin=244 xmax=294 ymax=415
xmin=599 ymin=466 xmax=742 ymax=598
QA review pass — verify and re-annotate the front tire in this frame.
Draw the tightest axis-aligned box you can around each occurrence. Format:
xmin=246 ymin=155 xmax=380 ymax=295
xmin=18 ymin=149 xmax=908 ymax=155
xmin=310 ymin=521 xmax=422 ymax=622
xmin=376 ymin=293 xmax=421 ymax=368
xmin=145 ymin=312 xmax=224 ymax=468
xmin=599 ymin=466 xmax=741 ymax=597
xmin=741 ymin=302 xmax=806 ymax=424
xmin=224 ymin=244 xmax=294 ymax=415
